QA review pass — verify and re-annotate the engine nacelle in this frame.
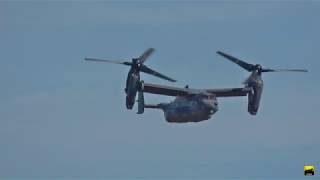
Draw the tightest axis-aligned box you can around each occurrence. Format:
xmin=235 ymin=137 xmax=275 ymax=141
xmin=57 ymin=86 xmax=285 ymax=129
xmin=247 ymin=76 xmax=263 ymax=115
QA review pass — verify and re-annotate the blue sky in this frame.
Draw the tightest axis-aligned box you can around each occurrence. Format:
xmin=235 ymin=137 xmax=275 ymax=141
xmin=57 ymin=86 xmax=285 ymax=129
xmin=0 ymin=1 xmax=319 ymax=178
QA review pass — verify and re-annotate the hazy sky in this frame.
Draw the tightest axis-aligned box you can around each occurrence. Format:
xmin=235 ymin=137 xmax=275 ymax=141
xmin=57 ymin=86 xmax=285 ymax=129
xmin=0 ymin=1 xmax=319 ymax=179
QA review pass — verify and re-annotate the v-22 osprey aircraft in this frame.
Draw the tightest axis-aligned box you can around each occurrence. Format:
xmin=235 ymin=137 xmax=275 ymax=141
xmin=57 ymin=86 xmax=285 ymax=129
xmin=85 ymin=48 xmax=308 ymax=123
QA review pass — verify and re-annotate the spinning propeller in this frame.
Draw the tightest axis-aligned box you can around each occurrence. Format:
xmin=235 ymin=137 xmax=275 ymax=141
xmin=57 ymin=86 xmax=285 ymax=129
xmin=216 ymin=51 xmax=308 ymax=74
xmin=85 ymin=48 xmax=176 ymax=112
xmin=85 ymin=48 xmax=176 ymax=82
xmin=217 ymin=51 xmax=308 ymax=84
xmin=217 ymin=51 xmax=308 ymax=115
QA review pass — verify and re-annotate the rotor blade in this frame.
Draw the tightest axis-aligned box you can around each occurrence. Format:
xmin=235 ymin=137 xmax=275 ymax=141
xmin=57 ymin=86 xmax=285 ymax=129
xmin=85 ymin=58 xmax=132 ymax=66
xmin=261 ymin=68 xmax=308 ymax=72
xmin=216 ymin=51 xmax=254 ymax=72
xmin=138 ymin=48 xmax=155 ymax=64
xmin=140 ymin=65 xmax=177 ymax=82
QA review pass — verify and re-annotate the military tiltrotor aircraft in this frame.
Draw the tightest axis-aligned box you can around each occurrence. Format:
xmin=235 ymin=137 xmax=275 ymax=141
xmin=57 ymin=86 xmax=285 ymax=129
xmin=85 ymin=49 xmax=308 ymax=123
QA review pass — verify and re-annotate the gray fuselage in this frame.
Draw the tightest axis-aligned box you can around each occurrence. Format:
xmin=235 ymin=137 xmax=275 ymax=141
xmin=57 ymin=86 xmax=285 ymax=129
xmin=161 ymin=95 xmax=218 ymax=123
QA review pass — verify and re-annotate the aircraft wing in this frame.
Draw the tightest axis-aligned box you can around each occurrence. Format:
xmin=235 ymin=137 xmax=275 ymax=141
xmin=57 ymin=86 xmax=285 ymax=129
xmin=205 ymin=87 xmax=252 ymax=97
xmin=143 ymin=83 xmax=251 ymax=97
xmin=143 ymin=83 xmax=192 ymax=96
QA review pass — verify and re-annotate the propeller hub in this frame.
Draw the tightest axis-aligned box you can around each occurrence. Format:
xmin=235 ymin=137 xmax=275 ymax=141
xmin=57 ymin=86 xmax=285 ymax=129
xmin=254 ymin=64 xmax=263 ymax=74
xmin=255 ymin=64 xmax=262 ymax=70
xmin=132 ymin=58 xmax=139 ymax=64
xmin=132 ymin=58 xmax=141 ymax=69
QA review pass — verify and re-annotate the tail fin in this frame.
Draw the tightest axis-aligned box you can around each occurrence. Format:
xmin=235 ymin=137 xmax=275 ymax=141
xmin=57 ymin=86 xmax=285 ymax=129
xmin=136 ymin=89 xmax=165 ymax=114
xmin=137 ymin=90 xmax=144 ymax=114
